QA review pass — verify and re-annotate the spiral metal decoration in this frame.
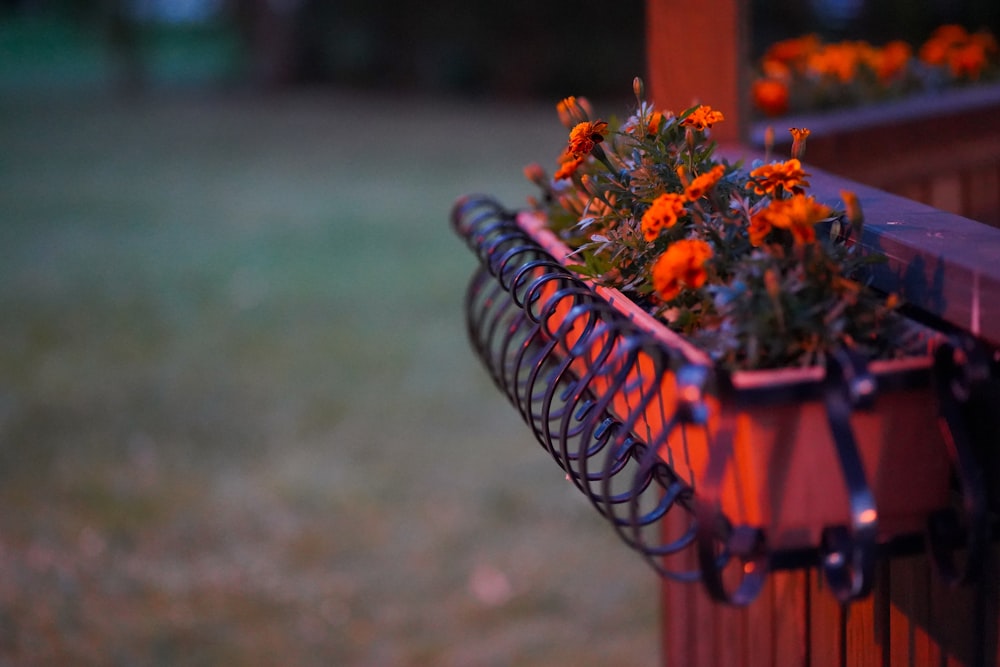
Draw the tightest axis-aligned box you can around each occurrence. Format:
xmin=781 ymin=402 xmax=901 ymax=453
xmin=451 ymin=194 xmax=998 ymax=605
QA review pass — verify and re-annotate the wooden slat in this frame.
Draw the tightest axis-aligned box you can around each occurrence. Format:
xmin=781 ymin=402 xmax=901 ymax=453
xmin=844 ymin=595 xmax=881 ymax=667
xmin=963 ymin=162 xmax=1000 ymax=226
xmin=772 ymin=570 xmax=808 ymax=667
xmin=887 ymin=180 xmax=932 ymax=209
xmin=660 ymin=506 xmax=697 ymax=667
xmin=843 ymin=560 xmax=890 ymax=666
xmin=808 ymin=568 xmax=844 ymax=667
xmin=745 ymin=578 xmax=775 ymax=666
xmin=927 ymin=558 xmax=980 ymax=666
xmin=713 ymin=579 xmax=749 ymax=667
xmin=888 ymin=554 xmax=938 ymax=667
xmin=929 ymin=174 xmax=964 ymax=217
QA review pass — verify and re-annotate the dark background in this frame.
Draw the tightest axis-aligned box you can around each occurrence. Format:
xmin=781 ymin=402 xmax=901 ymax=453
xmin=3 ymin=0 xmax=999 ymax=97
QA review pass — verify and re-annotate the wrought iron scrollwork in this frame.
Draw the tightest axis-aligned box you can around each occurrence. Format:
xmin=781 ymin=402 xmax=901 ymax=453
xmin=451 ymin=194 xmax=998 ymax=606
xmin=927 ymin=336 xmax=996 ymax=586
xmin=452 ymin=195 xmax=701 ymax=584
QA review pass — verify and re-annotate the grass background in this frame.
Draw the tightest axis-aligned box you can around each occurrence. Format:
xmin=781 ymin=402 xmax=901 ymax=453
xmin=0 ymin=73 xmax=661 ymax=666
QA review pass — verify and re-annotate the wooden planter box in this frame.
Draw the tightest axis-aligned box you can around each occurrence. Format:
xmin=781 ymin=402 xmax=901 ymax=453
xmin=749 ymin=82 xmax=1000 ymax=228
xmin=516 ymin=209 xmax=951 ymax=550
xmin=453 ymin=189 xmax=994 ymax=606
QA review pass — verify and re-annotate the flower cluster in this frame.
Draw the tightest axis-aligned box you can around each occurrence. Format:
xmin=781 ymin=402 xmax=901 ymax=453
xmin=526 ymin=79 xmax=901 ymax=370
xmin=752 ymin=25 xmax=999 ymax=117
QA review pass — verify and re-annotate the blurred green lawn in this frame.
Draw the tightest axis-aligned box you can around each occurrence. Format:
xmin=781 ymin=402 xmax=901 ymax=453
xmin=0 ymin=83 xmax=660 ymax=665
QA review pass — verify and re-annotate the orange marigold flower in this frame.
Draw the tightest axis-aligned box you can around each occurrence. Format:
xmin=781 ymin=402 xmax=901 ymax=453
xmin=748 ymin=210 xmax=774 ymax=246
xmin=752 ymin=78 xmax=789 ymax=117
xmin=919 ymin=37 xmax=951 ymax=66
xmin=748 ymin=158 xmax=810 ymax=197
xmin=750 ymin=194 xmax=831 ymax=246
xmin=931 ymin=24 xmax=970 ymax=46
xmin=765 ymin=34 xmax=822 ymax=66
xmin=641 ymin=193 xmax=688 ymax=242
xmin=647 ymin=110 xmax=664 ymax=135
xmin=651 ymin=239 xmax=713 ymax=302
xmin=949 ymin=41 xmax=988 ymax=79
xmin=681 ymin=105 xmax=725 ymax=131
xmin=523 ymin=162 xmax=547 ymax=187
xmin=761 ymin=58 xmax=793 ymax=81
xmin=567 ymin=120 xmax=609 ymax=157
xmin=840 ymin=189 xmax=862 ymax=228
xmin=874 ymin=40 xmax=912 ymax=82
xmin=972 ymin=30 xmax=999 ymax=56
xmin=808 ymin=42 xmax=864 ymax=83
xmin=554 ymin=153 xmax=585 ymax=180
xmin=625 ymin=110 xmax=665 ymax=137
xmin=685 ymin=165 xmax=726 ymax=201
xmin=777 ymin=194 xmax=831 ymax=244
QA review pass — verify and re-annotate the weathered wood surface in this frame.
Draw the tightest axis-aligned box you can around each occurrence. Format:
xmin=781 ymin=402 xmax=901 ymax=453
xmin=660 ymin=539 xmax=1000 ymax=666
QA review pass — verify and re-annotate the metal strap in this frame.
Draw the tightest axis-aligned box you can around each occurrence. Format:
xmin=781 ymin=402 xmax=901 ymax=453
xmin=690 ymin=370 xmax=770 ymax=606
xmin=820 ymin=348 xmax=879 ymax=602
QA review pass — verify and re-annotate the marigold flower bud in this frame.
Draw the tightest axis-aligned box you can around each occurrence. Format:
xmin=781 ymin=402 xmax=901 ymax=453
xmin=523 ymin=163 xmax=547 ymax=187
xmin=789 ymin=127 xmax=810 ymax=161
xmin=764 ymin=268 xmax=781 ymax=299
xmin=764 ymin=126 xmax=775 ymax=153
xmin=840 ymin=189 xmax=864 ymax=239
xmin=557 ymin=96 xmax=589 ymax=128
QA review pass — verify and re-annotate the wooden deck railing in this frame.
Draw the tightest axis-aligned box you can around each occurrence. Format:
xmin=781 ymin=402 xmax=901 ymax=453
xmin=656 ymin=158 xmax=1000 ymax=666
xmin=645 ymin=1 xmax=1000 ymax=664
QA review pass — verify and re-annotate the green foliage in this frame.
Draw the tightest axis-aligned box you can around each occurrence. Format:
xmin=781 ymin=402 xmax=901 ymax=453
xmin=527 ymin=79 xmax=904 ymax=370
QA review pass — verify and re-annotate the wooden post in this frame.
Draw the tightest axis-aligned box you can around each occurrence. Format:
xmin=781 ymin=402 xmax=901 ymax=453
xmin=644 ymin=0 xmax=749 ymax=143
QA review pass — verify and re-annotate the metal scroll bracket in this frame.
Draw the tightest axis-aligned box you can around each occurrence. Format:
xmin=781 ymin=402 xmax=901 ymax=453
xmin=816 ymin=348 xmax=881 ymax=603
xmin=927 ymin=336 xmax=995 ymax=586
xmin=694 ymin=349 xmax=883 ymax=606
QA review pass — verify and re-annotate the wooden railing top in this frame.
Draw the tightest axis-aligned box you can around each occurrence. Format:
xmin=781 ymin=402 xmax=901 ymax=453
xmin=811 ymin=166 xmax=1000 ymax=346
xmin=718 ymin=145 xmax=1000 ymax=347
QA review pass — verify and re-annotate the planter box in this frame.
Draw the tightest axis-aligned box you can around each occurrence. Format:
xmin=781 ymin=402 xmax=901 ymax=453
xmin=453 ymin=193 xmax=995 ymax=604
xmin=516 ymin=209 xmax=951 ymax=549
